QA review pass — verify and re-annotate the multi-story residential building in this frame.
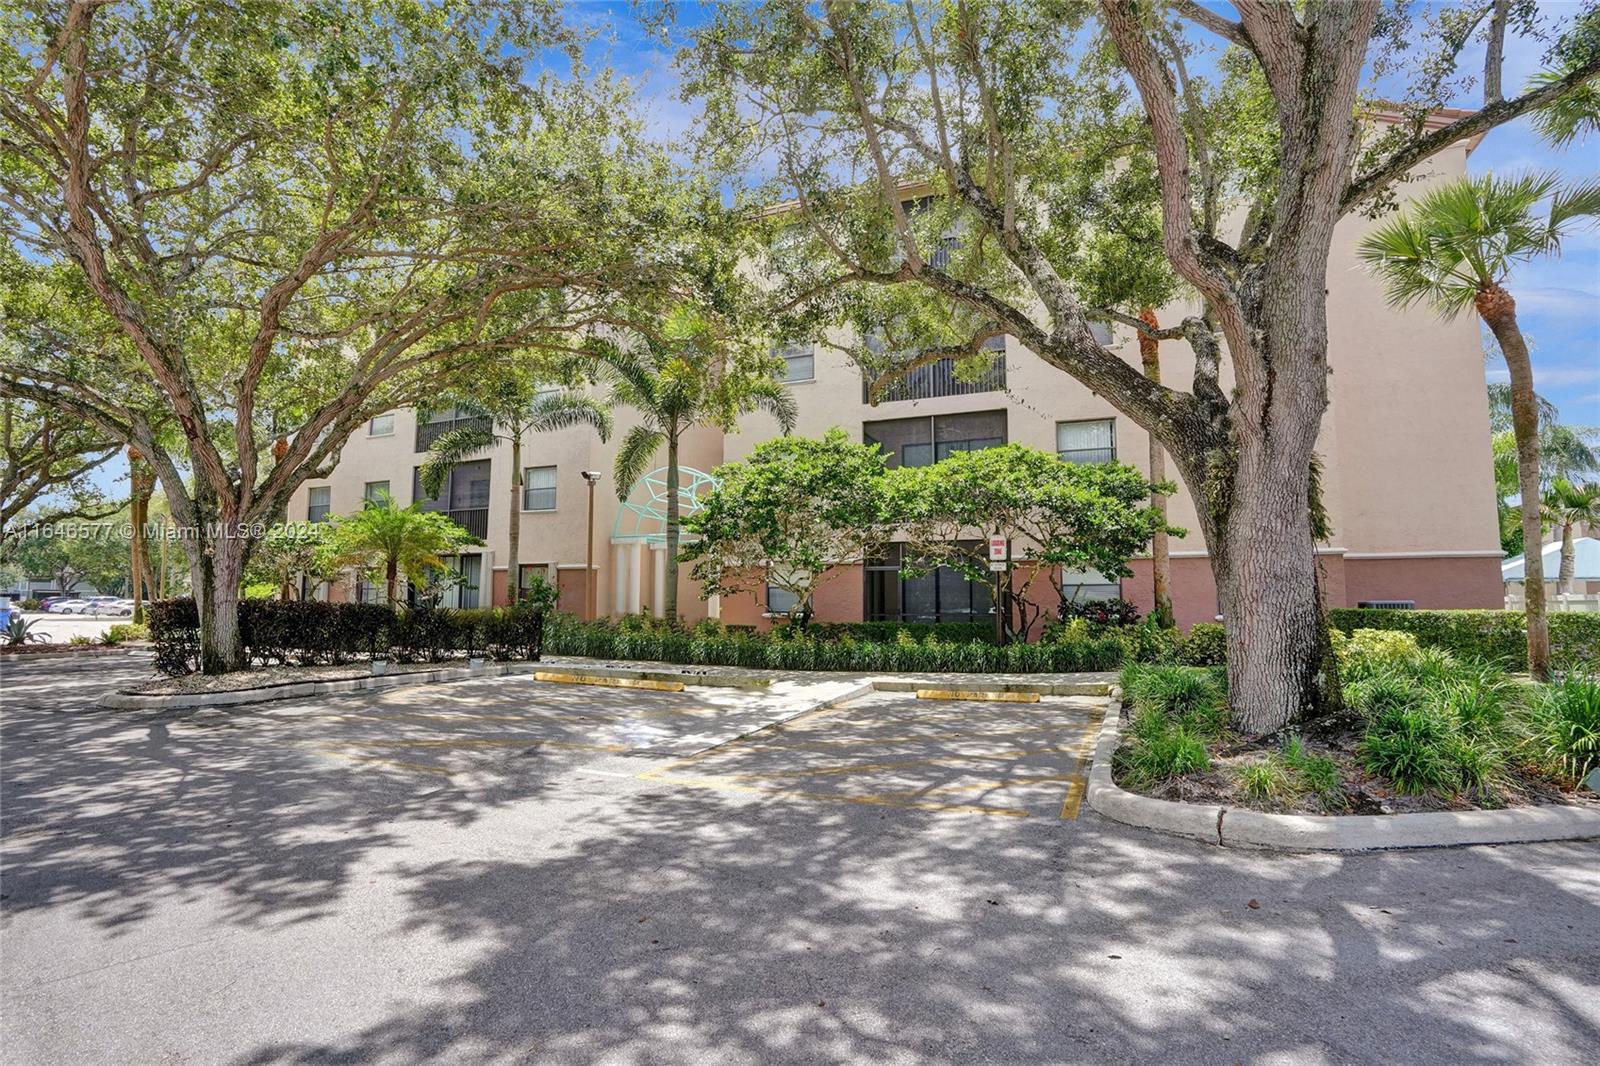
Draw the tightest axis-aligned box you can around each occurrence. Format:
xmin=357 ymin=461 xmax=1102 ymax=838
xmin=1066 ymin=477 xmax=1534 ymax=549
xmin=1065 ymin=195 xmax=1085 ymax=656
xmin=292 ymin=127 xmax=1503 ymax=630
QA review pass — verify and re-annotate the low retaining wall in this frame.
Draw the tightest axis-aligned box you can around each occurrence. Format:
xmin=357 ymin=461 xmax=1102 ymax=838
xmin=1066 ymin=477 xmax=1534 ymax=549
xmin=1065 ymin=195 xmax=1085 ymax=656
xmin=1085 ymin=691 xmax=1600 ymax=851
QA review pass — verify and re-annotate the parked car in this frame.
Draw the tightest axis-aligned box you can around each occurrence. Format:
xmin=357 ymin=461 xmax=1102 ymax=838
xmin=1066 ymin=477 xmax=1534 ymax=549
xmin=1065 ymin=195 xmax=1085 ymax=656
xmin=34 ymin=595 xmax=71 ymax=611
xmin=86 ymin=599 xmax=135 ymax=617
xmin=47 ymin=598 xmax=91 ymax=614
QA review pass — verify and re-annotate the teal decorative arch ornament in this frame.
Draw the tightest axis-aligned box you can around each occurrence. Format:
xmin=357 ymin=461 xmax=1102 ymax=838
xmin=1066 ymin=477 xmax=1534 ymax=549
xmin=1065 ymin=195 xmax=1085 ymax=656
xmin=611 ymin=466 xmax=719 ymax=545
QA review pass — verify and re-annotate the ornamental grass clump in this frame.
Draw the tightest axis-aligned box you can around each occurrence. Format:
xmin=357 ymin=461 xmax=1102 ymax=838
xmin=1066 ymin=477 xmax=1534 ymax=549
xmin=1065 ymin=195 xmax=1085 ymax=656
xmin=1524 ymin=674 xmax=1600 ymax=784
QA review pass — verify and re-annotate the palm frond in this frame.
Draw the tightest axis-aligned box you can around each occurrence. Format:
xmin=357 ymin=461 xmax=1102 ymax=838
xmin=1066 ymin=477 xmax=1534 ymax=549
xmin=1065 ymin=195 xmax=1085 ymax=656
xmin=418 ymin=422 xmax=497 ymax=498
xmin=613 ymin=424 xmax=664 ymax=500
xmin=1527 ymin=68 xmax=1600 ymax=149
xmin=1546 ymin=179 xmax=1600 ymax=252
xmin=744 ymin=376 xmax=799 ymax=434
xmin=525 ymin=390 xmax=614 ymax=443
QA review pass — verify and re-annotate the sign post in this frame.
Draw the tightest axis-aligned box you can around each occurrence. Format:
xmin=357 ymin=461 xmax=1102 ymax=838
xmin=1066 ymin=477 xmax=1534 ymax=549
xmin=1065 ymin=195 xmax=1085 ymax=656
xmin=988 ymin=535 xmax=1008 ymax=645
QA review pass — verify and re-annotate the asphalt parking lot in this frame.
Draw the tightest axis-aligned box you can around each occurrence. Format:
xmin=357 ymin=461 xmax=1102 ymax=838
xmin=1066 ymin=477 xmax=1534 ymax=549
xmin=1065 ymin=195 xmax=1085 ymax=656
xmin=3 ymin=660 xmax=1598 ymax=1065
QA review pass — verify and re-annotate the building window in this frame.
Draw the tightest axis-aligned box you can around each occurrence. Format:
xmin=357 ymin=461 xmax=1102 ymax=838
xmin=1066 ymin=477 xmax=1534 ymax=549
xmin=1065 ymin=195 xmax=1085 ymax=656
xmin=866 ymin=543 xmax=994 ymax=623
xmin=356 ymin=578 xmax=387 ymax=604
xmin=767 ymin=584 xmax=800 ymax=616
xmin=522 ymin=466 xmax=557 ymax=511
xmin=307 ymin=486 xmax=331 ymax=523
xmin=776 ymin=343 xmax=814 ymax=383
xmin=363 ymin=481 xmax=390 ymax=505
xmin=862 ymin=336 xmax=1006 ymax=403
xmin=517 ymin=563 xmax=553 ymax=593
xmin=368 ymin=412 xmax=395 ymax=437
xmin=1057 ymin=419 xmax=1116 ymax=464
xmin=1061 ymin=568 xmax=1122 ymax=604
xmin=864 ymin=410 xmax=1007 ymax=468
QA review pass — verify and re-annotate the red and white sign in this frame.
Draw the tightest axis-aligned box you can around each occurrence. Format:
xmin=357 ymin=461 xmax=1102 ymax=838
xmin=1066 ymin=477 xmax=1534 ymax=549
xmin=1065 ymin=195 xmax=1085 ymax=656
xmin=988 ymin=536 xmax=1008 ymax=562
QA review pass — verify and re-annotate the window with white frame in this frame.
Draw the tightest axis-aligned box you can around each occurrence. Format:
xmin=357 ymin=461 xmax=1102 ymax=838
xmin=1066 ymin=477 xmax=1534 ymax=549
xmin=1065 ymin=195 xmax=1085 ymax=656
xmin=1061 ymin=567 xmax=1122 ymax=604
xmin=363 ymin=480 xmax=390 ymax=505
xmin=776 ymin=342 xmax=814 ymax=383
xmin=307 ymin=486 xmax=331 ymax=523
xmin=522 ymin=466 xmax=557 ymax=511
xmin=1056 ymin=418 xmax=1116 ymax=464
xmin=368 ymin=412 xmax=395 ymax=437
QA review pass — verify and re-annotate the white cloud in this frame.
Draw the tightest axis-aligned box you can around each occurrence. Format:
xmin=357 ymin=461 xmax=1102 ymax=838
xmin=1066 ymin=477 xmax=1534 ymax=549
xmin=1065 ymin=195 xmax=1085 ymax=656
xmin=1513 ymin=285 xmax=1600 ymax=319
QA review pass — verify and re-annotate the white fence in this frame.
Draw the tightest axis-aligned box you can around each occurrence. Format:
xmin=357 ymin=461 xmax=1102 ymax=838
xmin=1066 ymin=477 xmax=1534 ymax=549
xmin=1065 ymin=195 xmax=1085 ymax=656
xmin=1504 ymin=592 xmax=1600 ymax=613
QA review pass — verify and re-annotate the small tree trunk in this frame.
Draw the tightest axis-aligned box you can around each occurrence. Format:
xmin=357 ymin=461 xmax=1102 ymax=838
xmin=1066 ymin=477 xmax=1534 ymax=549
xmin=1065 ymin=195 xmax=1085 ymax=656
xmin=1559 ymin=520 xmax=1575 ymax=595
xmin=1479 ymin=285 xmax=1549 ymax=679
xmin=386 ymin=558 xmax=399 ymax=608
xmin=1139 ymin=308 xmax=1173 ymax=628
xmin=508 ymin=433 xmax=523 ymax=607
xmin=664 ymin=434 xmax=680 ymax=625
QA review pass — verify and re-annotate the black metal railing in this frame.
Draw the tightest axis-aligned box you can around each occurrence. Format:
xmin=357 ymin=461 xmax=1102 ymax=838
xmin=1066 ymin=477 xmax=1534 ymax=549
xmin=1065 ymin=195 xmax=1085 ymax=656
xmin=864 ymin=354 xmax=1006 ymax=404
xmin=415 ymin=415 xmax=491 ymax=452
xmin=446 ymin=507 xmax=489 ymax=539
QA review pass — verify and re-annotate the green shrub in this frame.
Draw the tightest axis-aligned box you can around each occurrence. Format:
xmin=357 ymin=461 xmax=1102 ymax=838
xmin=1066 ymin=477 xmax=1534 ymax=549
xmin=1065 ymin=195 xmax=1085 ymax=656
xmin=1282 ymin=735 xmax=1342 ymax=798
xmin=1328 ymin=608 xmax=1600 ymax=672
xmin=67 ymin=634 xmax=97 ymax=646
xmin=1337 ymin=628 xmax=1425 ymax=679
xmin=1360 ymin=705 xmax=1457 ymax=794
xmin=1236 ymin=756 xmax=1294 ymax=802
xmin=1429 ymin=671 xmax=1512 ymax=740
xmin=1524 ymin=674 xmax=1600 ymax=783
xmin=1117 ymin=722 xmax=1210 ymax=789
xmin=1176 ymin=622 xmax=1227 ymax=666
xmin=1122 ymin=664 xmax=1228 ymax=736
xmin=18 ymin=598 xmax=40 ymax=611
xmin=1343 ymin=671 xmax=1421 ymax=719
xmin=104 ymin=622 xmax=151 ymax=645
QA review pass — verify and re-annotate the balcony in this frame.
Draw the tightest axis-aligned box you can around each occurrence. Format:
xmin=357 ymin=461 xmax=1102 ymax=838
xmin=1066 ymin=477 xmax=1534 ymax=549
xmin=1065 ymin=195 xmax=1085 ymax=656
xmin=863 ymin=352 xmax=1006 ymax=404
xmin=415 ymin=414 xmax=491 ymax=452
xmin=444 ymin=507 xmax=488 ymax=539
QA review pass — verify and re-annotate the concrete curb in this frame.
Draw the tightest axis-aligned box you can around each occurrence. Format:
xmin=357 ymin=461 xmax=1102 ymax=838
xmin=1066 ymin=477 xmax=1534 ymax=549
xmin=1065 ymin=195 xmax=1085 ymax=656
xmin=101 ymin=661 xmax=545 ymax=710
xmin=1085 ymin=691 xmax=1600 ymax=851
xmin=5 ymin=648 xmax=152 ymax=672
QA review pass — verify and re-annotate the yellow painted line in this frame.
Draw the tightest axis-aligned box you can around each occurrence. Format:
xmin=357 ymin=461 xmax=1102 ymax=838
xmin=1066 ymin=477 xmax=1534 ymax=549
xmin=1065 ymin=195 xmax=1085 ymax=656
xmin=311 ymin=737 xmax=629 ymax=752
xmin=865 ymin=773 xmax=1085 ymax=799
xmin=535 ymin=671 xmax=684 ymax=692
xmin=915 ymin=689 xmax=1041 ymax=703
xmin=638 ymin=699 xmax=856 ymax=781
xmin=317 ymin=751 xmax=457 ymax=776
xmin=809 ymin=710 xmax=1104 ymax=729
xmin=737 ymin=722 xmax=1091 ymax=749
xmin=650 ymin=772 xmax=1030 ymax=818
xmin=702 ymin=745 xmax=1091 ymax=781
xmin=1058 ymin=776 xmax=1088 ymax=820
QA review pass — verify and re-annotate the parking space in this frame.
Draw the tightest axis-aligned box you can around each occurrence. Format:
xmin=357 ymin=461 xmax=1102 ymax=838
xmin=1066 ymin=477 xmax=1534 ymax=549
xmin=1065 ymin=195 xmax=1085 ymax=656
xmin=254 ymin=672 xmax=838 ymax=780
xmin=642 ymin=690 xmax=1107 ymax=819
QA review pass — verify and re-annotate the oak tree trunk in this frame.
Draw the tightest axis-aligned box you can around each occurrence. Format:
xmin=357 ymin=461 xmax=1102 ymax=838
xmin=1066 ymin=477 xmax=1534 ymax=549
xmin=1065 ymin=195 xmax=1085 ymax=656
xmin=1478 ymin=285 xmax=1549 ymax=679
xmin=194 ymin=530 xmax=247 ymax=674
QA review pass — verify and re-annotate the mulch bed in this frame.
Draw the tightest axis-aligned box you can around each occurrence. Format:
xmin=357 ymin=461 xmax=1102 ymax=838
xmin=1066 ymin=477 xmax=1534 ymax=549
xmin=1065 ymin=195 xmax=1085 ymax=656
xmin=128 ymin=660 xmax=456 ymax=696
xmin=1120 ymin=730 xmax=1599 ymax=815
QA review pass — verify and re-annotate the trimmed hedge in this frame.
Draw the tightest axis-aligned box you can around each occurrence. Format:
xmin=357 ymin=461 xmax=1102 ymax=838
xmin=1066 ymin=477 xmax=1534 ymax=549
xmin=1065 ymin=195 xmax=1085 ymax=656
xmin=543 ymin=616 xmax=1126 ymax=673
xmin=148 ymin=597 xmax=544 ymax=676
xmin=1329 ymin=608 xmax=1600 ymax=671
xmin=772 ymin=619 xmax=996 ymax=644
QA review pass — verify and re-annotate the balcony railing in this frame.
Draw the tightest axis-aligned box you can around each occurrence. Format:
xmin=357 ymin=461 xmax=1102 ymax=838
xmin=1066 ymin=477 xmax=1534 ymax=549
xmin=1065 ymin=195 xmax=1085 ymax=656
xmin=415 ymin=415 xmax=491 ymax=452
xmin=444 ymin=507 xmax=488 ymax=539
xmin=864 ymin=354 xmax=1006 ymax=404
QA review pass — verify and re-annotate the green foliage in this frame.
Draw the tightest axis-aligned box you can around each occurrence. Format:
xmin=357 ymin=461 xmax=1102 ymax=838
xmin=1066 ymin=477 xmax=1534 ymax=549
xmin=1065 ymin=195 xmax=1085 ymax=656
xmin=67 ymin=634 xmax=96 ymax=646
xmin=104 ymin=622 xmax=150 ymax=645
xmin=684 ymin=430 xmax=893 ymax=622
xmin=1116 ymin=718 xmax=1211 ymax=791
xmin=1281 ymin=736 xmax=1343 ymax=799
xmin=1124 ymin=664 xmax=1226 ymax=732
xmin=1236 ymin=757 xmax=1295 ymax=802
xmin=1336 ymin=628 xmax=1425 ymax=679
xmin=321 ymin=499 xmax=481 ymax=605
xmin=1360 ymin=705 xmax=1461 ymax=795
xmin=1175 ymin=622 xmax=1228 ymax=667
xmin=3 ymin=615 xmax=45 ymax=647
xmin=146 ymin=597 xmax=544 ymax=676
xmin=543 ymin=614 xmax=1127 ymax=674
xmin=1525 ymin=674 xmax=1600 ymax=783
xmin=1329 ymin=609 xmax=1600 ymax=672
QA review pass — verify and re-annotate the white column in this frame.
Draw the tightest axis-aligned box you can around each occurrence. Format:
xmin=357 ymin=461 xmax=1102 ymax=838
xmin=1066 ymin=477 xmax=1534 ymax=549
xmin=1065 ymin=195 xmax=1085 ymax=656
xmin=625 ymin=542 xmax=642 ymax=615
xmin=651 ymin=545 xmax=666 ymax=618
xmin=707 ymin=593 xmax=721 ymax=620
xmin=612 ymin=543 xmax=626 ymax=617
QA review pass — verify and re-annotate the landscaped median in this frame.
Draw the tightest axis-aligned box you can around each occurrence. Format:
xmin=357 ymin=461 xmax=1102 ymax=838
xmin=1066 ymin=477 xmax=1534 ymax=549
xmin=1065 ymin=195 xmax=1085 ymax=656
xmin=1087 ymin=634 xmax=1600 ymax=850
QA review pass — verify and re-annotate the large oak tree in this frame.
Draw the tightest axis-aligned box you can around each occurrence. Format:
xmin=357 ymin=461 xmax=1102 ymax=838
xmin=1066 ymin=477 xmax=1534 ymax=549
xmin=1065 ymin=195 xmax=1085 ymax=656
xmin=2 ymin=0 xmax=720 ymax=670
xmin=683 ymin=0 xmax=1600 ymax=733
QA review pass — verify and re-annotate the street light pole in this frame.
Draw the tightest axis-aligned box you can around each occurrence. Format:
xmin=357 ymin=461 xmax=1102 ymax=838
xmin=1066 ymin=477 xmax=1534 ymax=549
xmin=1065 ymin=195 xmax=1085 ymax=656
xmin=581 ymin=471 xmax=602 ymax=621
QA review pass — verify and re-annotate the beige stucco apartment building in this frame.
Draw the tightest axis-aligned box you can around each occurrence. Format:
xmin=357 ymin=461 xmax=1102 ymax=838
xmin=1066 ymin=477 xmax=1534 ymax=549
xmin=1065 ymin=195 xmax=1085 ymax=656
xmin=291 ymin=132 xmax=1504 ymax=630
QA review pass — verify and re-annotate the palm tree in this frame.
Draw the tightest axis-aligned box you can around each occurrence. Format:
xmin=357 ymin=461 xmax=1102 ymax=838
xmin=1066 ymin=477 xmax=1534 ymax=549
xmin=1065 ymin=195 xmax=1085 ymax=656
xmin=323 ymin=496 xmax=481 ymax=607
xmin=599 ymin=314 xmax=798 ymax=624
xmin=1359 ymin=172 xmax=1600 ymax=680
xmin=1543 ymin=480 xmax=1600 ymax=595
xmin=419 ymin=375 xmax=611 ymax=606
